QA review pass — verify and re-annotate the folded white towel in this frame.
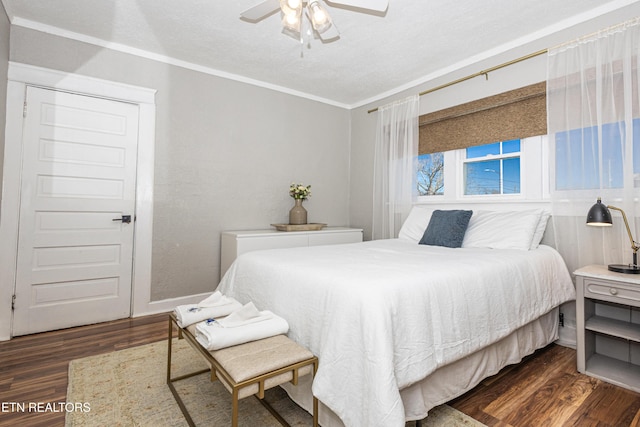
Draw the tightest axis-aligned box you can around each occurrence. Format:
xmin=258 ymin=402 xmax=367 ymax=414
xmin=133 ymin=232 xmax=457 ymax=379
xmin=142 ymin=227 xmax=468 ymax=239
xmin=174 ymin=293 xmax=242 ymax=328
xmin=197 ymin=291 xmax=224 ymax=308
xmin=216 ymin=302 xmax=273 ymax=328
xmin=195 ymin=310 xmax=289 ymax=350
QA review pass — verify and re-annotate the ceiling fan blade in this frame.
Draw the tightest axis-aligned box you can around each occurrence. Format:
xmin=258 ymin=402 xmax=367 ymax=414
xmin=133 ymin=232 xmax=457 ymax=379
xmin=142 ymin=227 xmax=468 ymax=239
xmin=240 ymin=0 xmax=280 ymax=21
xmin=318 ymin=23 xmax=340 ymax=42
xmin=326 ymin=0 xmax=388 ymax=12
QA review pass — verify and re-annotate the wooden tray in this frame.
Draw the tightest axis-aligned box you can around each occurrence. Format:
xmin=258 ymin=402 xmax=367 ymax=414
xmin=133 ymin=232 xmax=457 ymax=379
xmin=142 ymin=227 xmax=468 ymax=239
xmin=270 ymin=223 xmax=327 ymax=232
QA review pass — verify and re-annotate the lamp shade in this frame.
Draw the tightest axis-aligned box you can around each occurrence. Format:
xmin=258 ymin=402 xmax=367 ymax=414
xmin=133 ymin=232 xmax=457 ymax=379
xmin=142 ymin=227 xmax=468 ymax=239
xmin=586 ymin=198 xmax=613 ymax=226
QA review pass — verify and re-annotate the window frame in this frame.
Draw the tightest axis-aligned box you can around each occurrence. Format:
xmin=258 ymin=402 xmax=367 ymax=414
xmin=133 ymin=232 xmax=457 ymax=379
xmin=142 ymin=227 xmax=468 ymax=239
xmin=416 ymin=135 xmax=548 ymax=204
xmin=461 ymin=140 xmax=521 ymax=197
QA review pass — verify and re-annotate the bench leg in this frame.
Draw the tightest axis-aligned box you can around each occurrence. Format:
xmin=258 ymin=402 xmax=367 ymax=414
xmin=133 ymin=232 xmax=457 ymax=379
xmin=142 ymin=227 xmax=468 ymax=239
xmin=166 ymin=315 xmax=173 ymax=383
xmin=313 ymin=359 xmax=319 ymax=427
xmin=313 ymin=395 xmax=319 ymax=427
xmin=232 ymin=389 xmax=239 ymax=427
xmin=166 ymin=315 xmax=200 ymax=427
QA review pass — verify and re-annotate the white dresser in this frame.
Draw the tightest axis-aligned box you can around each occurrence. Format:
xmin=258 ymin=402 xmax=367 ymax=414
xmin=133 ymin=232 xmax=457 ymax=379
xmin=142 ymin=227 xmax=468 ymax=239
xmin=220 ymin=227 xmax=363 ymax=279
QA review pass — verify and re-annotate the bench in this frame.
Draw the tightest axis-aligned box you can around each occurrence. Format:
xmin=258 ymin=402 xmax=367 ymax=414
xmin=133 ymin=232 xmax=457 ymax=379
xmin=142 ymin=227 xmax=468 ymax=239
xmin=167 ymin=313 xmax=319 ymax=427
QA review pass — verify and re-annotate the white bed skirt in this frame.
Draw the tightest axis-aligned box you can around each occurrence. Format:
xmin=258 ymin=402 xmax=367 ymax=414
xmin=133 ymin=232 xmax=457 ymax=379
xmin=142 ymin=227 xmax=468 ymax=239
xmin=281 ymin=307 xmax=559 ymax=427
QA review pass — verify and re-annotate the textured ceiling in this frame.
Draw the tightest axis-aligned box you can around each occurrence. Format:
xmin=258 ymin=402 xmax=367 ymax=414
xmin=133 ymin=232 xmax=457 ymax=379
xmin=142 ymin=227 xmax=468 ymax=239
xmin=2 ymin=0 xmax=638 ymax=108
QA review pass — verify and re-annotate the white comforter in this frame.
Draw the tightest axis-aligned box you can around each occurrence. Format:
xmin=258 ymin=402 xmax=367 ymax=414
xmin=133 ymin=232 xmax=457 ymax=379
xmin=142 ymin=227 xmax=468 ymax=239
xmin=216 ymin=239 xmax=575 ymax=427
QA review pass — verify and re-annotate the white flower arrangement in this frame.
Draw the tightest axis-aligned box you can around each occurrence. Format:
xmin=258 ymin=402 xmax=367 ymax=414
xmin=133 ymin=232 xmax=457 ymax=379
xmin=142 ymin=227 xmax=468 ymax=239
xmin=289 ymin=183 xmax=311 ymax=200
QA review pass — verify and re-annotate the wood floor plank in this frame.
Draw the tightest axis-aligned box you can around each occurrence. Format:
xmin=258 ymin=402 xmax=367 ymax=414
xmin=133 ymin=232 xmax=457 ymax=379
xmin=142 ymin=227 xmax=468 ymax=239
xmin=562 ymin=383 xmax=640 ymax=427
xmin=482 ymin=345 xmax=575 ymax=420
xmin=559 ymin=373 xmax=598 ymax=407
xmin=501 ymin=372 xmax=579 ymax=426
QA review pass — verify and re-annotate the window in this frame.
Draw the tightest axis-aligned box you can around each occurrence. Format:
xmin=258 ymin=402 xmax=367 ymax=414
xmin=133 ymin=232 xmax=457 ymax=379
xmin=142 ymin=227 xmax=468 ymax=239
xmin=416 ymin=82 xmax=546 ymax=202
xmin=463 ymin=140 xmax=521 ymax=195
xmin=554 ymin=118 xmax=640 ymax=190
xmin=415 ymin=135 xmax=545 ymax=202
xmin=416 ymin=152 xmax=444 ymax=196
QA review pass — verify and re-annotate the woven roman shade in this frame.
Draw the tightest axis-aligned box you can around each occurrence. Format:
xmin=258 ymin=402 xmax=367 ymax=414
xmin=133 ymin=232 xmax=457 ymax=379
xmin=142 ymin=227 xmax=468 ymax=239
xmin=419 ymin=81 xmax=547 ymax=154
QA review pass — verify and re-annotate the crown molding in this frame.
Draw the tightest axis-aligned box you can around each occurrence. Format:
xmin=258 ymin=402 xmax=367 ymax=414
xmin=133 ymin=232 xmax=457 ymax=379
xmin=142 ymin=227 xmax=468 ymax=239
xmin=10 ymin=16 xmax=352 ymax=110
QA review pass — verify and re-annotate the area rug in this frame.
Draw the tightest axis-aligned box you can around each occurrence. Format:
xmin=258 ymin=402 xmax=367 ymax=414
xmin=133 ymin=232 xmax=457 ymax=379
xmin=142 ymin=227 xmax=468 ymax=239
xmin=66 ymin=339 xmax=485 ymax=426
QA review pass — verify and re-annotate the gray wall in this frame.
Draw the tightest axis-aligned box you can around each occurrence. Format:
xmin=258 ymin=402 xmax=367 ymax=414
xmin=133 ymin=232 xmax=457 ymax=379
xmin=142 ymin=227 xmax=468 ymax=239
xmin=0 ymin=3 xmax=8 ymax=191
xmin=9 ymin=26 xmax=351 ymax=301
xmin=348 ymin=3 xmax=640 ymax=240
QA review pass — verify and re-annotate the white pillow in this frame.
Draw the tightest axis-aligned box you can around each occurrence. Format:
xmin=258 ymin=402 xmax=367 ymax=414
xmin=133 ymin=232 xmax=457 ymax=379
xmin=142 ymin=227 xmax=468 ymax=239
xmin=398 ymin=206 xmax=434 ymax=242
xmin=529 ymin=210 xmax=550 ymax=250
xmin=462 ymin=210 xmax=542 ymax=251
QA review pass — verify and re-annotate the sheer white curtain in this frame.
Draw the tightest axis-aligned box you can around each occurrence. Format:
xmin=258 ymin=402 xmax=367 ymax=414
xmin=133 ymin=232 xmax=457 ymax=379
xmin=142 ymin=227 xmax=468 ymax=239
xmin=547 ymin=17 xmax=640 ymax=274
xmin=372 ymin=95 xmax=419 ymax=240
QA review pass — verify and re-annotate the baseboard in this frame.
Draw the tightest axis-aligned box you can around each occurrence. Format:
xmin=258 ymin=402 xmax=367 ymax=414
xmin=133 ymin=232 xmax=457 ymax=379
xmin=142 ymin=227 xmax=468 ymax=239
xmin=132 ymin=292 xmax=213 ymax=317
xmin=555 ymin=324 xmax=577 ymax=349
xmin=0 ymin=292 xmax=213 ymax=340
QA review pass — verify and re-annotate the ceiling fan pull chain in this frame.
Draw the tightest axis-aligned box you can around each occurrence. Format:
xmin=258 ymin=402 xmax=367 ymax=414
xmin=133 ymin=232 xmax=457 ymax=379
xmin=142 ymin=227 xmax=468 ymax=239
xmin=299 ymin=18 xmax=305 ymax=57
xmin=306 ymin=26 xmax=312 ymax=49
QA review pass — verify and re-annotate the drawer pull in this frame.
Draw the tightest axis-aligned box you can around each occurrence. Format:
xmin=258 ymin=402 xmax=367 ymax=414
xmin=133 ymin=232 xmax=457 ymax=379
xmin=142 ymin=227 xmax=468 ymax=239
xmin=609 ymin=288 xmax=619 ymax=295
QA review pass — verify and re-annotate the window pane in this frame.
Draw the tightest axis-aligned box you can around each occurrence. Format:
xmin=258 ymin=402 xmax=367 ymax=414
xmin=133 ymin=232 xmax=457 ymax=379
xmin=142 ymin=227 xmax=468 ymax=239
xmin=464 ymin=159 xmax=500 ymax=195
xmin=463 ymin=139 xmax=521 ymax=196
xmin=502 ymin=139 xmax=520 ymax=154
xmin=416 ymin=153 xmax=444 ymax=196
xmin=601 ymin=122 xmax=623 ymax=189
xmin=555 ymin=127 xmax=599 ymax=190
xmin=555 ymin=123 xmax=627 ymax=191
xmin=503 ymin=157 xmax=521 ymax=193
xmin=466 ymin=142 xmax=500 ymax=159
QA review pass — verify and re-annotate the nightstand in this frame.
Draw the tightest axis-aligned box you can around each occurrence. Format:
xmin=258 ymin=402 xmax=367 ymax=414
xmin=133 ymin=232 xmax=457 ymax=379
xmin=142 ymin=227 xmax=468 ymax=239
xmin=574 ymin=265 xmax=640 ymax=393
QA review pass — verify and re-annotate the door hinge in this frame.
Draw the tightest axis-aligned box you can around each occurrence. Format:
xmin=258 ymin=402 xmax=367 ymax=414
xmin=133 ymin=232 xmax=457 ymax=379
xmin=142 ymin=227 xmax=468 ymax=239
xmin=11 ymin=294 xmax=16 ymax=310
xmin=23 ymin=101 xmax=27 ymax=118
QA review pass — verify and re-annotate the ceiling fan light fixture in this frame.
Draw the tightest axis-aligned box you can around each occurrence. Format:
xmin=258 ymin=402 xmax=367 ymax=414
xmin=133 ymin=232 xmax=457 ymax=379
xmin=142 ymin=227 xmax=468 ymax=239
xmin=307 ymin=0 xmax=332 ymax=34
xmin=280 ymin=0 xmax=302 ymax=16
xmin=281 ymin=7 xmax=302 ymax=34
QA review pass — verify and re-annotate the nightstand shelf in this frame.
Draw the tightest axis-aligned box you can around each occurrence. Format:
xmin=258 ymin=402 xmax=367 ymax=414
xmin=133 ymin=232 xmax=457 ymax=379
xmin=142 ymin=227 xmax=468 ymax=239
xmin=575 ymin=265 xmax=640 ymax=394
xmin=585 ymin=315 xmax=640 ymax=342
xmin=584 ymin=353 xmax=640 ymax=391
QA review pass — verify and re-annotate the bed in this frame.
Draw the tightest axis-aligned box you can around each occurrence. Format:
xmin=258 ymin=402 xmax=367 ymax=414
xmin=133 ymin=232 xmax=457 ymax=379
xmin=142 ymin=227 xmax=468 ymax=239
xmin=216 ymin=207 xmax=575 ymax=427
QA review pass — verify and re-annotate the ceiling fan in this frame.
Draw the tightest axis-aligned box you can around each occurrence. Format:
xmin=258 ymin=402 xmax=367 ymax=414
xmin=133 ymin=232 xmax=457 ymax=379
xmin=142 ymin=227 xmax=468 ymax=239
xmin=241 ymin=0 xmax=388 ymax=42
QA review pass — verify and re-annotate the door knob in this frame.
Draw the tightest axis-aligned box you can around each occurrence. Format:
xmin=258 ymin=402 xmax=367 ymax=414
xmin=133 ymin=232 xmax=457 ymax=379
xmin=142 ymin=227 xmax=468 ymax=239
xmin=112 ymin=215 xmax=132 ymax=224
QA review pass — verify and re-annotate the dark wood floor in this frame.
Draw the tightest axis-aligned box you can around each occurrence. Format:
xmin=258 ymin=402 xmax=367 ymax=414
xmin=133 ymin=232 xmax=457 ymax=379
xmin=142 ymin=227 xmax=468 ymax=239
xmin=0 ymin=313 xmax=170 ymax=427
xmin=1 ymin=314 xmax=639 ymax=426
xmin=450 ymin=343 xmax=640 ymax=427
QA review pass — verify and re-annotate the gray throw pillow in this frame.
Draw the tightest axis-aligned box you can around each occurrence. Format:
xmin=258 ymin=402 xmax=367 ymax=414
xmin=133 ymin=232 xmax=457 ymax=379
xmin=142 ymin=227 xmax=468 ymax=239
xmin=419 ymin=210 xmax=473 ymax=248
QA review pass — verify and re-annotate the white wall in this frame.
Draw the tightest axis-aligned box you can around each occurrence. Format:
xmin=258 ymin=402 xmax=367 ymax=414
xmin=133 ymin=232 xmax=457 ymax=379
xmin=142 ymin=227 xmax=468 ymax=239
xmin=6 ymin=26 xmax=352 ymax=302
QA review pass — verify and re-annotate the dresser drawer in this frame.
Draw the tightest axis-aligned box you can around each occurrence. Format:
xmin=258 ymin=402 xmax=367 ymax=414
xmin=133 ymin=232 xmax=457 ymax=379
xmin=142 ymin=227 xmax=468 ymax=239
xmin=220 ymin=227 xmax=363 ymax=279
xmin=308 ymin=230 xmax=362 ymax=246
xmin=584 ymin=278 xmax=640 ymax=307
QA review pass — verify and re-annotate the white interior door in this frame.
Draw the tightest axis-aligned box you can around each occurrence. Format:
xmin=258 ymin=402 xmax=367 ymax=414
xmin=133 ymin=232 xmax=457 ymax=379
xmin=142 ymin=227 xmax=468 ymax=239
xmin=12 ymin=87 xmax=140 ymax=336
